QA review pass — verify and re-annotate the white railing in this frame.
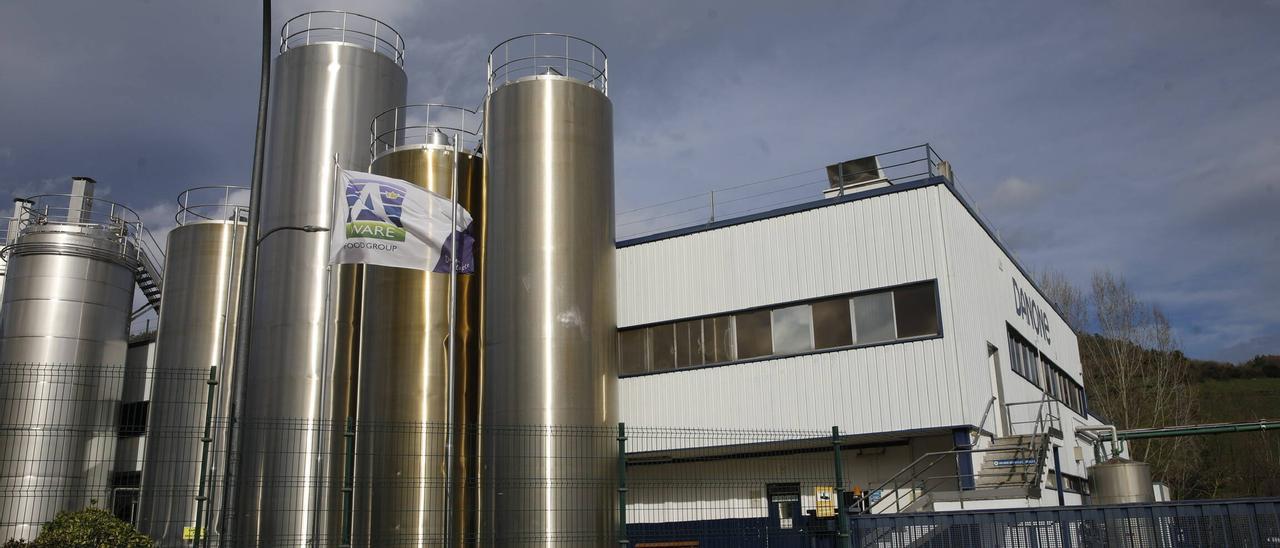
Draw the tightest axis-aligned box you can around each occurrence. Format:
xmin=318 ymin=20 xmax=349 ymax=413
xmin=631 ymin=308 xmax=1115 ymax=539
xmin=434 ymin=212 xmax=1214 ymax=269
xmin=280 ymin=11 xmax=405 ymax=66
xmin=488 ymin=33 xmax=607 ymax=95
xmin=370 ymin=104 xmax=481 ymax=160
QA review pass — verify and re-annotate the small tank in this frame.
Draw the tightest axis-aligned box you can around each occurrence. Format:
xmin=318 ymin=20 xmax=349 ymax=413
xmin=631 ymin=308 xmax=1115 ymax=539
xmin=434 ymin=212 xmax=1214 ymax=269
xmin=1088 ymin=457 xmax=1154 ymax=504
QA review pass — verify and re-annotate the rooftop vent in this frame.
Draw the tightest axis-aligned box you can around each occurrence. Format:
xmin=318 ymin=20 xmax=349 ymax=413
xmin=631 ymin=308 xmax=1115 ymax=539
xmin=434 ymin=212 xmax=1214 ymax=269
xmin=823 ymin=156 xmax=888 ymax=198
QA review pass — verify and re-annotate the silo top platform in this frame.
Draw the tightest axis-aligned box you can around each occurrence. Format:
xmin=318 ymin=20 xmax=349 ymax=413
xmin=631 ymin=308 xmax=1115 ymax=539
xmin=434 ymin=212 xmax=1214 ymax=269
xmin=488 ymin=33 xmax=608 ymax=96
xmin=370 ymin=104 xmax=482 ymax=160
xmin=280 ymin=11 xmax=405 ymax=66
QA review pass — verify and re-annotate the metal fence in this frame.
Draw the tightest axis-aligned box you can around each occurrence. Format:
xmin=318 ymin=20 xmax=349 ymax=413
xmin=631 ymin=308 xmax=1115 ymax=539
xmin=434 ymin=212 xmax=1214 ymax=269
xmin=2 ymin=363 xmax=1278 ymax=547
xmin=850 ymin=498 xmax=1280 ymax=548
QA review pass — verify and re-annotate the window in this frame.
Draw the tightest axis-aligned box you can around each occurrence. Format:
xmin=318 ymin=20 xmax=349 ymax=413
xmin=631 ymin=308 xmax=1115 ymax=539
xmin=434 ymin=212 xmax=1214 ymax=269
xmin=707 ymin=316 xmax=736 ymax=363
xmin=118 ymin=401 xmax=148 ymax=437
xmin=812 ymin=297 xmax=853 ymax=349
xmin=734 ymin=309 xmax=773 ymax=359
xmin=771 ymin=304 xmax=814 ymax=355
xmin=1007 ymin=326 xmax=1040 ymax=386
xmin=853 ymin=292 xmax=896 ymax=344
xmin=675 ymin=320 xmax=705 ymax=368
xmin=894 ymin=283 xmax=940 ymax=338
xmin=616 ymin=280 xmax=943 ymax=377
xmin=618 ymin=329 xmax=649 ymax=375
xmin=649 ymin=324 xmax=676 ymax=372
xmin=1006 ymin=323 xmax=1088 ymax=417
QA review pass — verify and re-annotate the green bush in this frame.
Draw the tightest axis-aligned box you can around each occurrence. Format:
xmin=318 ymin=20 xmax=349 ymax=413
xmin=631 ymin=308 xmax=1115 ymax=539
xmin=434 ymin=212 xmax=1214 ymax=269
xmin=4 ymin=507 xmax=154 ymax=548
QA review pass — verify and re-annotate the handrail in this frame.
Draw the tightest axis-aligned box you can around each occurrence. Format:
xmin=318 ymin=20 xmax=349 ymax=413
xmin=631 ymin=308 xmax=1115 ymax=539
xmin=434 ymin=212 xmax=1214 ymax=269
xmin=865 ymin=444 xmax=1040 ymax=514
xmin=176 ymin=185 xmax=249 ymax=225
xmin=370 ymin=104 xmax=481 ymax=160
xmin=973 ymin=396 xmax=998 ymax=443
xmin=488 ymin=33 xmax=608 ymax=96
xmin=280 ymin=11 xmax=405 ymax=66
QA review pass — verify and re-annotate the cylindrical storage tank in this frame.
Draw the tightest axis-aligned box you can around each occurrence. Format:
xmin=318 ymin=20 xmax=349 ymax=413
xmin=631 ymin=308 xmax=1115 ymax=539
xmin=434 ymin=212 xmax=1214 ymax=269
xmin=350 ymin=106 xmax=484 ymax=547
xmin=137 ymin=187 xmax=247 ymax=547
xmin=0 ymin=194 xmax=149 ymax=540
xmin=480 ymin=34 xmax=618 ymax=546
xmin=232 ymin=12 xmax=407 ymax=548
xmin=1089 ymin=457 xmax=1154 ymax=504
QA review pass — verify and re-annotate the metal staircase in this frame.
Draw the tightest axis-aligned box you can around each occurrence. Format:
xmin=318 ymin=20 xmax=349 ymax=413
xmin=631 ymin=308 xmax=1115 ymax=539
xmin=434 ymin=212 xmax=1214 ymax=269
xmin=134 ymin=250 xmax=163 ymax=313
xmin=864 ymin=394 xmax=1058 ymax=516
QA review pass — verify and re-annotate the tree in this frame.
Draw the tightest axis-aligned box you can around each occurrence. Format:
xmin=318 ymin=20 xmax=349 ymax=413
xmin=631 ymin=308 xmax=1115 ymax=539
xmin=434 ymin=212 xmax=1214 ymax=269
xmin=1039 ymin=270 xmax=1202 ymax=494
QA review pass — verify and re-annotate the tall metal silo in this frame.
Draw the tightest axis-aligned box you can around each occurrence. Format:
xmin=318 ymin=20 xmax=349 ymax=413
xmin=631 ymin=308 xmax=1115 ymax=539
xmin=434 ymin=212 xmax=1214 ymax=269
xmin=0 ymin=199 xmax=30 ymax=313
xmin=0 ymin=182 xmax=164 ymax=540
xmin=480 ymin=34 xmax=618 ymax=546
xmin=350 ymin=105 xmax=484 ymax=547
xmin=137 ymin=187 xmax=247 ymax=547
xmin=231 ymin=12 xmax=407 ymax=547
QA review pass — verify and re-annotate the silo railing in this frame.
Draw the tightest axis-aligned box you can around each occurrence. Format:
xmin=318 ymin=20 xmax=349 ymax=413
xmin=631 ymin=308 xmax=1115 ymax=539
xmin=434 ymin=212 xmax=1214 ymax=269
xmin=370 ymin=104 xmax=482 ymax=160
xmin=280 ymin=11 xmax=405 ymax=66
xmin=488 ymin=33 xmax=608 ymax=96
xmin=175 ymin=185 xmax=250 ymax=226
xmin=11 ymin=194 xmax=165 ymax=268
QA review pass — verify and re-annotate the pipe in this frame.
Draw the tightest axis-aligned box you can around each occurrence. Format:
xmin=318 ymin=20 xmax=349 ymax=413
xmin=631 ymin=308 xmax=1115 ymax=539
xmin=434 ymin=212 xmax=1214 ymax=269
xmin=219 ymin=0 xmax=270 ymax=544
xmin=1116 ymin=420 xmax=1280 ymax=441
xmin=1076 ymin=425 xmax=1121 ymax=457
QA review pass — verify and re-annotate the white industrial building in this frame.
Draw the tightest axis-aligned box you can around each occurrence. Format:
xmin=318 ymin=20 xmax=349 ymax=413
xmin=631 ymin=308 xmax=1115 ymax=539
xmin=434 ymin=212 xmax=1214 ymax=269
xmin=612 ymin=152 xmax=1115 ymax=537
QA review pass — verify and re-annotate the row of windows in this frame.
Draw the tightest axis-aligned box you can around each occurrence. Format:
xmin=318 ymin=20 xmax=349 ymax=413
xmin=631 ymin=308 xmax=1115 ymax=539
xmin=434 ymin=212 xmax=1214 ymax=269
xmin=619 ymin=281 xmax=941 ymax=376
xmin=1007 ymin=325 xmax=1086 ymax=416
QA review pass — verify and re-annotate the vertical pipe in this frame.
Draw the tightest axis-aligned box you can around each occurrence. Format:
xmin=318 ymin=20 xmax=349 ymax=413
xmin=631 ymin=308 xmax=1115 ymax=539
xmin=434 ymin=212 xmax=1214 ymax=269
xmin=444 ymin=133 xmax=461 ymax=546
xmin=617 ymin=423 xmax=628 ymax=547
xmin=222 ymin=0 xmax=270 ymax=542
xmin=832 ymin=426 xmax=851 ymax=548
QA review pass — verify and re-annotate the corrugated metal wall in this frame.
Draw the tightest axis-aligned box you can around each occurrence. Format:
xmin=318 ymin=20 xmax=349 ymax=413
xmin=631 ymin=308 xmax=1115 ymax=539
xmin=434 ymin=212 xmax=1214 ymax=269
xmin=617 ymin=186 xmax=968 ymax=434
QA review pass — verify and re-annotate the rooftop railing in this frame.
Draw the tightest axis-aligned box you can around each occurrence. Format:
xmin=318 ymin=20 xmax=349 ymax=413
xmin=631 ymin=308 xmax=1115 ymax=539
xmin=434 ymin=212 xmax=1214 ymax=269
xmin=7 ymin=194 xmax=165 ymax=267
xmin=280 ymin=11 xmax=405 ymax=66
xmin=616 ymin=143 xmax=948 ymax=240
xmin=488 ymin=33 xmax=608 ymax=96
xmin=175 ymin=186 xmax=249 ymax=226
xmin=370 ymin=104 xmax=481 ymax=160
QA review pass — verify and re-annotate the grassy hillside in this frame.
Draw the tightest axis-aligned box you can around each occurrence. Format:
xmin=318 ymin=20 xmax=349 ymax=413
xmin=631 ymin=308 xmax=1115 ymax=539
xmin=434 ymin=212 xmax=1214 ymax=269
xmin=1185 ymin=377 xmax=1280 ymax=498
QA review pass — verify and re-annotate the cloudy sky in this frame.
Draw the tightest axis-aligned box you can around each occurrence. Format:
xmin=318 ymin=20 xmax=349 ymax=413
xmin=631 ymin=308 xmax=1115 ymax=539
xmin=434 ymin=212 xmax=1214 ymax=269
xmin=1 ymin=1 xmax=1277 ymax=361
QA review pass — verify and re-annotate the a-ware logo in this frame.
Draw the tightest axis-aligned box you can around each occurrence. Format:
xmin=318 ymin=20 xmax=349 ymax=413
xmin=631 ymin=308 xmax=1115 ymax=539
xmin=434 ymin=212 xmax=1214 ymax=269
xmin=345 ymin=180 xmax=407 ymax=242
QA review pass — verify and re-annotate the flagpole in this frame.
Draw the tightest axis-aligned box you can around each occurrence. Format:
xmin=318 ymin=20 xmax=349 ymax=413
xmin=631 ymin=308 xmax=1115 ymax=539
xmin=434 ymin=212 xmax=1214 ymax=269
xmin=443 ymin=133 xmax=461 ymax=547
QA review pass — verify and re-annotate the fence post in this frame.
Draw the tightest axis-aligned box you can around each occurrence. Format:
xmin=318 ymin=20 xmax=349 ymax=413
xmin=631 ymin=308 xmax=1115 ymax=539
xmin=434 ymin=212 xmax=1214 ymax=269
xmin=617 ymin=422 xmax=629 ymax=546
xmin=193 ymin=366 xmax=218 ymax=548
xmin=832 ymin=426 xmax=852 ymax=548
xmin=340 ymin=416 xmax=355 ymax=548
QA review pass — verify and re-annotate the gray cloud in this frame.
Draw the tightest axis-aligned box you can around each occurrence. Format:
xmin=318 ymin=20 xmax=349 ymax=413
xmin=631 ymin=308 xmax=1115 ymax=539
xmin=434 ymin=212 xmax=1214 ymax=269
xmin=2 ymin=0 xmax=1277 ymax=360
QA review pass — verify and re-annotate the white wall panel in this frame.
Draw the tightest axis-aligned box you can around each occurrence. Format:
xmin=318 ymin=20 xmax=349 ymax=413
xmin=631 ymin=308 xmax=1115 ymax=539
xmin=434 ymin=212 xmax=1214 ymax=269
xmin=617 ymin=187 xmax=946 ymax=328
xmin=616 ymin=183 xmax=1105 ymax=451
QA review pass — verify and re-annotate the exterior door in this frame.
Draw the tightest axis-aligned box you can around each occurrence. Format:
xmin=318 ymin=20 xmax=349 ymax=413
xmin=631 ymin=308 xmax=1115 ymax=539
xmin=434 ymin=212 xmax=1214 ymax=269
xmin=766 ymin=483 xmax=807 ymax=547
xmin=987 ymin=343 xmax=1008 ymax=436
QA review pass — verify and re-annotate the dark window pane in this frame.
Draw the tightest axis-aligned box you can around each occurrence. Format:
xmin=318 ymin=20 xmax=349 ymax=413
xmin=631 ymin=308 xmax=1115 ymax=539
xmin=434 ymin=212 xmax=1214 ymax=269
xmin=812 ymin=298 xmax=853 ymax=349
xmin=771 ymin=305 xmax=814 ymax=354
xmin=649 ymin=324 xmax=676 ymax=371
xmin=675 ymin=320 xmax=705 ymax=368
xmin=710 ymin=316 xmax=736 ymax=363
xmin=853 ymin=292 xmax=896 ymax=344
xmin=893 ymin=283 xmax=939 ymax=338
xmin=734 ymin=309 xmax=773 ymax=359
xmin=618 ymin=329 xmax=649 ymax=375
xmin=118 ymin=401 xmax=149 ymax=437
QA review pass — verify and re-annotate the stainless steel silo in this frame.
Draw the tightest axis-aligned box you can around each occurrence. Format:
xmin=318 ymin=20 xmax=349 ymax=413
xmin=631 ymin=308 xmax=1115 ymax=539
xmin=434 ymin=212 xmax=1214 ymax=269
xmin=137 ymin=187 xmax=246 ymax=547
xmin=350 ymin=105 xmax=484 ymax=548
xmin=232 ymin=12 xmax=407 ymax=547
xmin=480 ymin=34 xmax=618 ymax=546
xmin=0 ymin=186 xmax=160 ymax=541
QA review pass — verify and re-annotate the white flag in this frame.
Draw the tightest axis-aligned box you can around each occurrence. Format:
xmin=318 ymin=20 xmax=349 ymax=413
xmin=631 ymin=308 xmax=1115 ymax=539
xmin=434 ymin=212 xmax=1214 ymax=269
xmin=329 ymin=169 xmax=475 ymax=273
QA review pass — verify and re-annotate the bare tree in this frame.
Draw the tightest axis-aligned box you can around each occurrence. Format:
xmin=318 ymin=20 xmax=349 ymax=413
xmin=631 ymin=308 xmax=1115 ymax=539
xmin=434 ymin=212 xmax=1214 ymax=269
xmin=1039 ymin=269 xmax=1202 ymax=494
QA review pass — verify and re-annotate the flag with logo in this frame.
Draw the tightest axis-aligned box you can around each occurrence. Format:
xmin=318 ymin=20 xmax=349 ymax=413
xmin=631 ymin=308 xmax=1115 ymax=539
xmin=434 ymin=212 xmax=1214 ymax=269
xmin=329 ymin=169 xmax=475 ymax=273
